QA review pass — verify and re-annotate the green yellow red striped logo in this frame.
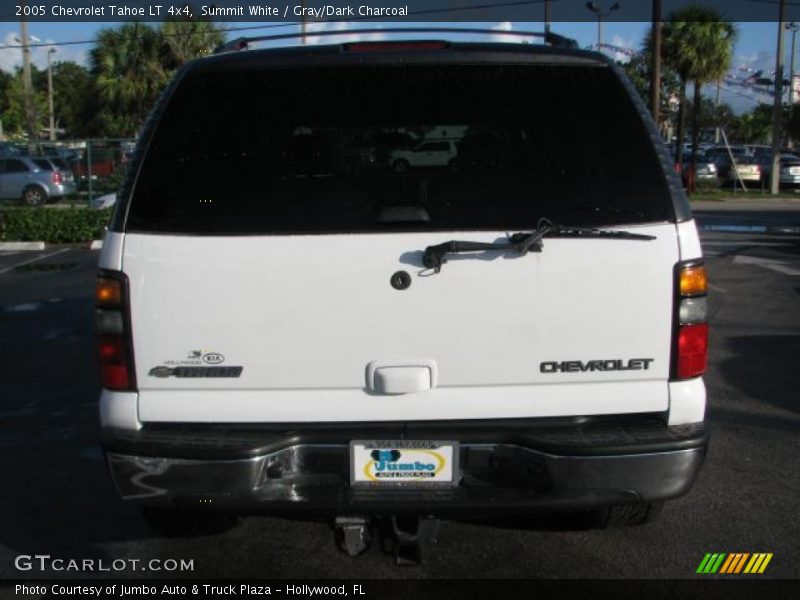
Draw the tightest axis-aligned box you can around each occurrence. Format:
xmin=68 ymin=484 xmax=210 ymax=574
xmin=696 ymin=553 xmax=773 ymax=574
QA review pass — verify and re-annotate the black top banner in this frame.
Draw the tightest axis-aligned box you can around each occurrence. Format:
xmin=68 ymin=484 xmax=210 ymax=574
xmin=1 ymin=0 xmax=795 ymax=23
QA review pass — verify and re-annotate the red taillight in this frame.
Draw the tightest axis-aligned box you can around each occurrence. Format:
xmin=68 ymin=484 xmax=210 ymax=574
xmin=677 ymin=323 xmax=709 ymax=379
xmin=673 ymin=262 xmax=709 ymax=380
xmin=98 ymin=334 xmax=131 ymax=390
xmin=96 ymin=272 xmax=135 ymax=391
xmin=52 ymin=171 xmax=63 ymax=185
xmin=103 ymin=366 xmax=130 ymax=390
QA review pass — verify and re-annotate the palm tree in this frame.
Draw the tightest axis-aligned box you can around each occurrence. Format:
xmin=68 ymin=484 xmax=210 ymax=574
xmin=91 ymin=23 xmax=168 ymax=137
xmin=731 ymin=108 xmax=772 ymax=144
xmin=662 ymin=5 xmax=737 ymax=189
xmin=160 ymin=21 xmax=224 ymax=69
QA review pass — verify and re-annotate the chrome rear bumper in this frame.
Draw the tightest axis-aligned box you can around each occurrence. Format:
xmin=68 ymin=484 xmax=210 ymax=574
xmin=105 ymin=420 xmax=707 ymax=516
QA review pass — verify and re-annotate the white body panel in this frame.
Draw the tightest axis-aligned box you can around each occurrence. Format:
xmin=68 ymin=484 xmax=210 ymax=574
xmin=676 ymin=219 xmax=703 ymax=260
xmin=138 ymin=381 xmax=667 ymax=423
xmin=117 ymin=223 xmax=681 ymax=423
xmin=667 ymin=378 xmax=706 ymax=425
xmin=98 ymin=230 xmax=125 ymax=271
xmin=99 ymin=389 xmax=141 ymax=430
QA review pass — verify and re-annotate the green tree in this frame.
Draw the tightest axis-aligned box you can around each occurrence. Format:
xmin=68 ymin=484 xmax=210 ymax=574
xmin=662 ymin=4 xmax=737 ymax=185
xmin=620 ymin=47 xmax=680 ymax=131
xmin=90 ymin=21 xmax=225 ymax=137
xmin=729 ymin=104 xmax=772 ymax=144
xmin=686 ymin=96 xmax=735 ymax=137
xmin=785 ymin=103 xmax=800 ymax=144
xmin=3 ymin=67 xmax=47 ymax=138
xmin=0 ymin=69 xmax=14 ymax=137
xmin=50 ymin=61 xmax=94 ymax=138
xmin=160 ymin=20 xmax=224 ymax=68
xmin=91 ymin=23 xmax=168 ymax=137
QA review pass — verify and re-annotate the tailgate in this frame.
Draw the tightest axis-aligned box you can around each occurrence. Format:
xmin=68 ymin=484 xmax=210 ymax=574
xmin=125 ymin=225 xmax=678 ymax=423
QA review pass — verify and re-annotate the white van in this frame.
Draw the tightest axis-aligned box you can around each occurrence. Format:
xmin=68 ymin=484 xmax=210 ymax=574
xmin=96 ymin=32 xmax=709 ymax=553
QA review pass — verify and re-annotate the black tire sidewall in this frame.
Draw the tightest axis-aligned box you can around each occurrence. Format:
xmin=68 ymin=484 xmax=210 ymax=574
xmin=22 ymin=186 xmax=47 ymax=206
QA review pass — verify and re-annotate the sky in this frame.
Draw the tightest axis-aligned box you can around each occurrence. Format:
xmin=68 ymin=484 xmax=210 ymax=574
xmin=0 ymin=20 xmax=788 ymax=113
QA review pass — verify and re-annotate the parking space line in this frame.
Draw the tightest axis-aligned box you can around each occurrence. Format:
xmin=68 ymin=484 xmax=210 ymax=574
xmin=0 ymin=248 xmax=70 ymax=275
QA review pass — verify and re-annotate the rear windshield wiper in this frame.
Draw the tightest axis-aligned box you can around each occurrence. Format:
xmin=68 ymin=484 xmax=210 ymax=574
xmin=422 ymin=219 xmax=656 ymax=272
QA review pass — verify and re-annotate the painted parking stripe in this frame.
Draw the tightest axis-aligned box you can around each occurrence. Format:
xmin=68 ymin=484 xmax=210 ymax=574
xmin=0 ymin=248 xmax=69 ymax=275
xmin=6 ymin=303 xmax=43 ymax=312
xmin=733 ymin=255 xmax=800 ymax=276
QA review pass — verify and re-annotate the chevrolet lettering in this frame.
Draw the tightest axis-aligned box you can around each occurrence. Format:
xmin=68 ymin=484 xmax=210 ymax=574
xmin=540 ymin=358 xmax=655 ymax=373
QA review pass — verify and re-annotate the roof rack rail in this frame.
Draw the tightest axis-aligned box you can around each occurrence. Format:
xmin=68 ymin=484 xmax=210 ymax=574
xmin=214 ymin=28 xmax=578 ymax=54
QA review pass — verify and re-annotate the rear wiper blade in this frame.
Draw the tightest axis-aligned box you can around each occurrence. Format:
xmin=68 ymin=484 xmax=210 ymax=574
xmin=521 ymin=224 xmax=657 ymax=242
xmin=421 ymin=219 xmax=656 ymax=272
xmin=422 ymin=219 xmax=551 ymax=272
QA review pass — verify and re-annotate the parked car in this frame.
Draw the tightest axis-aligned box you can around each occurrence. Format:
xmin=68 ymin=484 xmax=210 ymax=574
xmin=0 ymin=143 xmax=25 ymax=158
xmin=680 ymin=153 xmax=719 ymax=187
xmin=0 ymin=156 xmax=76 ymax=205
xmin=754 ymin=151 xmax=800 ymax=188
xmin=97 ymin=34 xmax=709 ymax=551
xmin=73 ymin=144 xmax=122 ymax=184
xmin=388 ymin=139 xmax=458 ymax=172
xmin=34 ymin=157 xmax=76 ymax=186
xmin=703 ymin=147 xmax=761 ymax=186
xmin=90 ymin=192 xmax=118 ymax=210
xmin=34 ymin=144 xmax=81 ymax=163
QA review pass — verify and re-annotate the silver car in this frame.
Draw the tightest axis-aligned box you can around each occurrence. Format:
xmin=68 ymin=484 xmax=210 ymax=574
xmin=755 ymin=153 xmax=800 ymax=188
xmin=0 ymin=156 xmax=77 ymax=205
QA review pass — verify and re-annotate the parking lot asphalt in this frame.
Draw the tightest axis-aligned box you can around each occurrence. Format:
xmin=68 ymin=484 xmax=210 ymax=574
xmin=0 ymin=208 xmax=798 ymax=580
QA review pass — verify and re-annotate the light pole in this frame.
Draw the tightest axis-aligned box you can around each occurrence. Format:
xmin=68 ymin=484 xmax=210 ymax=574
xmin=47 ymin=47 xmax=56 ymax=141
xmin=18 ymin=2 xmax=37 ymax=149
xmin=585 ymin=2 xmax=620 ymax=50
xmin=544 ymin=0 xmax=552 ymax=35
xmin=651 ymin=0 xmax=662 ymax=127
xmin=770 ymin=0 xmax=787 ymax=195
xmin=787 ymin=22 xmax=798 ymax=105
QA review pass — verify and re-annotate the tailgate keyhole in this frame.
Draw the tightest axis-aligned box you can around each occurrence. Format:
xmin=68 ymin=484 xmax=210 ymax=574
xmin=390 ymin=270 xmax=411 ymax=290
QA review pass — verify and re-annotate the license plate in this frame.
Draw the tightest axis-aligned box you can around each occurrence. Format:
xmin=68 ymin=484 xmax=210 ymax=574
xmin=350 ymin=440 xmax=458 ymax=487
xmin=790 ymin=167 xmax=800 ymax=175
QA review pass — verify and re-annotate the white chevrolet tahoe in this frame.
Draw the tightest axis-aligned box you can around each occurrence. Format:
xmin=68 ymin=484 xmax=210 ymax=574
xmin=96 ymin=32 xmax=709 ymax=557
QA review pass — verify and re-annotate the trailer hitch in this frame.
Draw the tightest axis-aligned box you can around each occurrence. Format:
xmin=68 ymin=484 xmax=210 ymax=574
xmin=384 ymin=516 xmax=440 ymax=566
xmin=333 ymin=515 xmax=441 ymax=565
xmin=334 ymin=516 xmax=372 ymax=557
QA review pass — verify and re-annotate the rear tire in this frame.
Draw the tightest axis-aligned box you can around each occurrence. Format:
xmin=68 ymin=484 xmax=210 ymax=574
xmin=22 ymin=185 xmax=47 ymax=206
xmin=594 ymin=501 xmax=664 ymax=528
xmin=140 ymin=507 xmax=239 ymax=538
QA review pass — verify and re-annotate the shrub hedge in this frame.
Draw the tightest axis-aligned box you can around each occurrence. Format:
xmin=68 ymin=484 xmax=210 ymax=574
xmin=0 ymin=206 xmax=113 ymax=243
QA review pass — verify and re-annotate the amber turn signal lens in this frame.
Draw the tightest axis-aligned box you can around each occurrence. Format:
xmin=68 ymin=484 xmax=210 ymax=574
xmin=679 ymin=265 xmax=707 ymax=296
xmin=96 ymin=277 xmax=122 ymax=306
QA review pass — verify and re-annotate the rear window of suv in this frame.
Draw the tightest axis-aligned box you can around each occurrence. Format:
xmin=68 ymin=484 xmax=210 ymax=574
xmin=125 ymin=62 xmax=673 ymax=234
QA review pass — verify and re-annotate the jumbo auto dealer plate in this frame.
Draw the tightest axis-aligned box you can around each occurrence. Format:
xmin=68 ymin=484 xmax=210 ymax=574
xmin=350 ymin=440 xmax=458 ymax=487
